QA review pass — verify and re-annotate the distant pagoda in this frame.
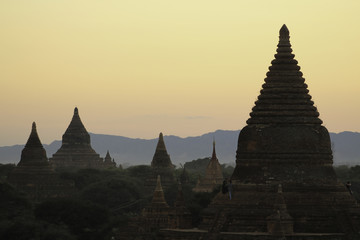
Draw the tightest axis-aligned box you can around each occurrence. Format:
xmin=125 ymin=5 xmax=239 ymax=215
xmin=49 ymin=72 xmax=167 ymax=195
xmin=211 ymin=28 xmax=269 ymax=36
xmin=146 ymin=133 xmax=175 ymax=190
xmin=49 ymin=107 xmax=104 ymax=170
xmin=151 ymin=132 xmax=174 ymax=169
xmin=8 ymin=122 xmax=74 ymax=202
xmin=193 ymin=140 xmax=223 ymax=192
xmin=103 ymin=150 xmax=117 ymax=168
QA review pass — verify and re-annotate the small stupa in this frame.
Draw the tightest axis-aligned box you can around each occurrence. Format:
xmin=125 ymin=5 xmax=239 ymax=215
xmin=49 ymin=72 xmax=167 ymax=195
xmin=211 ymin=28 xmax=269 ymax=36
xmin=193 ymin=140 xmax=223 ymax=192
xmin=8 ymin=122 xmax=74 ymax=201
xmin=103 ymin=150 xmax=117 ymax=168
xmin=50 ymin=107 xmax=104 ymax=170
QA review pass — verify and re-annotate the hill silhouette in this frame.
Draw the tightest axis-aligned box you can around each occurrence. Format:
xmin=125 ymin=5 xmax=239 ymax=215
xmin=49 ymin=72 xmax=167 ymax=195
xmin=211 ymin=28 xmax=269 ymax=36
xmin=1 ymin=130 xmax=359 ymax=166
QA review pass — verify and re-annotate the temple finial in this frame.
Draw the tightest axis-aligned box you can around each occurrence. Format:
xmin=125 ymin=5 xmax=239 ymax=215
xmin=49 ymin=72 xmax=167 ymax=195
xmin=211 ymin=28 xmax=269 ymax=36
xmin=280 ymin=24 xmax=289 ymax=36
xmin=74 ymin=107 xmax=78 ymax=115
xmin=212 ymin=138 xmax=217 ymax=160
xmin=25 ymin=121 xmax=43 ymax=148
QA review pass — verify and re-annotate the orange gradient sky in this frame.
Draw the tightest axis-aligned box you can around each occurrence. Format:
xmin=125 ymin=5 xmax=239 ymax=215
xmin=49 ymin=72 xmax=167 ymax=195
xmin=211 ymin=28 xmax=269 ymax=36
xmin=1 ymin=1 xmax=360 ymax=146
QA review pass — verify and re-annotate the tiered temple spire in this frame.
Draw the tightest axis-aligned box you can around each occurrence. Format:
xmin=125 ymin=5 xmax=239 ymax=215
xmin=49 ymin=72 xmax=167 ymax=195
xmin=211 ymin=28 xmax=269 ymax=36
xmin=103 ymin=150 xmax=116 ymax=168
xmin=151 ymin=132 xmax=173 ymax=168
xmin=8 ymin=122 xmax=74 ymax=201
xmin=193 ymin=140 xmax=223 ymax=192
xmin=247 ymin=24 xmax=322 ymax=125
xmin=17 ymin=122 xmax=48 ymax=167
xmin=146 ymin=132 xmax=175 ymax=191
xmin=50 ymin=107 xmax=104 ymax=170
xmin=141 ymin=175 xmax=170 ymax=232
xmin=195 ymin=25 xmax=360 ymax=238
xmin=233 ymin=24 xmax=333 ymax=183
xmin=151 ymin=175 xmax=169 ymax=206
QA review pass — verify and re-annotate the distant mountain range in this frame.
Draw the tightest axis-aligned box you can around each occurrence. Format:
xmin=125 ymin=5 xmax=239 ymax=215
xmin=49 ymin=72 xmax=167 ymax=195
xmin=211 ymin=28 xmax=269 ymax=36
xmin=1 ymin=130 xmax=359 ymax=167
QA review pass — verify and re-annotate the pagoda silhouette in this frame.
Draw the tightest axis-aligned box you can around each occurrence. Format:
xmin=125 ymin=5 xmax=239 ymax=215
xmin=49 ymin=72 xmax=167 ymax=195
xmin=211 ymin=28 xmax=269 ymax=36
xmin=49 ymin=107 xmax=106 ymax=170
xmin=161 ymin=25 xmax=360 ymax=240
xmin=8 ymin=122 xmax=74 ymax=202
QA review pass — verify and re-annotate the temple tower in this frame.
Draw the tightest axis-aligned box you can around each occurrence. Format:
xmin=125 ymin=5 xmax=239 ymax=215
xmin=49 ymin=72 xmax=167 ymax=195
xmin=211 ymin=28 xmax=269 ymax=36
xmin=193 ymin=141 xmax=223 ymax=192
xmin=50 ymin=107 xmax=104 ymax=170
xmin=151 ymin=132 xmax=173 ymax=168
xmin=141 ymin=175 xmax=171 ymax=232
xmin=8 ymin=122 xmax=74 ymax=201
xmin=198 ymin=25 xmax=360 ymax=239
xmin=103 ymin=150 xmax=117 ymax=168
xmin=146 ymin=133 xmax=175 ymax=190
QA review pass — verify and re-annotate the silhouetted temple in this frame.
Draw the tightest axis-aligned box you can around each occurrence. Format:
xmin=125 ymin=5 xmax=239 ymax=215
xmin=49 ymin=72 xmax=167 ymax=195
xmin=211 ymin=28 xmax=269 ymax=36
xmin=8 ymin=122 xmax=74 ymax=202
xmin=141 ymin=175 xmax=171 ymax=232
xmin=193 ymin=141 xmax=223 ymax=192
xmin=104 ymin=150 xmax=117 ymax=168
xmin=49 ymin=108 xmax=105 ymax=170
xmin=161 ymin=25 xmax=360 ymax=240
xmin=146 ymin=133 xmax=175 ymax=190
xmin=141 ymin=176 xmax=192 ymax=236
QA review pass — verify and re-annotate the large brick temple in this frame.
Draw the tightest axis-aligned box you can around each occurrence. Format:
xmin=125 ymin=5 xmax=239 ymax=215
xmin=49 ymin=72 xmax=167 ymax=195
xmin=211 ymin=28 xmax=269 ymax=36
xmin=160 ymin=25 xmax=360 ymax=240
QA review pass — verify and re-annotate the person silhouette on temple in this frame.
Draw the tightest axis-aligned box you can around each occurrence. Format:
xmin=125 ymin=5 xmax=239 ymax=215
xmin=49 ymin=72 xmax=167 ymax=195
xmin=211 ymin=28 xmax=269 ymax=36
xmin=228 ymin=179 xmax=233 ymax=200
xmin=346 ymin=181 xmax=353 ymax=195
xmin=222 ymin=178 xmax=228 ymax=194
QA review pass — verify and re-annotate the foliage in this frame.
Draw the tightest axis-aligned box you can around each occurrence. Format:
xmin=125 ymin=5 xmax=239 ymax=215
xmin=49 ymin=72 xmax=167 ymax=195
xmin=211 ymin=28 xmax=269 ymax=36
xmin=334 ymin=165 xmax=360 ymax=200
xmin=80 ymin=175 xmax=147 ymax=213
xmin=187 ymin=187 xmax=220 ymax=226
xmin=221 ymin=164 xmax=234 ymax=178
xmin=35 ymin=198 xmax=109 ymax=240
xmin=0 ymin=163 xmax=15 ymax=181
xmin=0 ymin=181 xmax=31 ymax=221
xmin=0 ymin=220 xmax=76 ymax=240
xmin=184 ymin=157 xmax=210 ymax=176
xmin=0 ymin=181 xmax=76 ymax=240
xmin=1 ymin=162 xmax=225 ymax=237
xmin=124 ymin=165 xmax=153 ymax=182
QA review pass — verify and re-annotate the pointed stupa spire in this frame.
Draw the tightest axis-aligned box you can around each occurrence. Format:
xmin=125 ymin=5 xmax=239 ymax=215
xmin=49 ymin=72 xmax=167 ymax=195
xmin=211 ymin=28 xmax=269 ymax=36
xmin=25 ymin=122 xmax=43 ymax=148
xmin=151 ymin=175 xmax=169 ymax=206
xmin=18 ymin=122 xmax=49 ymax=167
xmin=104 ymin=150 xmax=112 ymax=163
xmin=211 ymin=138 xmax=217 ymax=160
xmin=61 ymin=107 xmax=92 ymax=148
xmin=279 ymin=24 xmax=290 ymax=41
xmin=157 ymin=132 xmax=166 ymax=150
xmin=233 ymin=25 xmax=332 ymax=183
xmin=151 ymin=132 xmax=173 ymax=168
xmin=246 ymin=24 xmax=322 ymax=125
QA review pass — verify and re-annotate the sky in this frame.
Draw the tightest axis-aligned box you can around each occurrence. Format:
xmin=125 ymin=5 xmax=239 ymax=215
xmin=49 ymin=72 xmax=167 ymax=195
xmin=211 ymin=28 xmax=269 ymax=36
xmin=1 ymin=0 xmax=360 ymax=146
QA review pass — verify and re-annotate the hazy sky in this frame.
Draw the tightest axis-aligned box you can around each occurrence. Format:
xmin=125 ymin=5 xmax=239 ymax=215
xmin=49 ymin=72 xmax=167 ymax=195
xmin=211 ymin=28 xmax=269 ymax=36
xmin=1 ymin=1 xmax=359 ymax=146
